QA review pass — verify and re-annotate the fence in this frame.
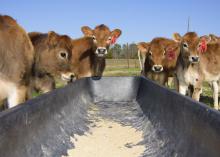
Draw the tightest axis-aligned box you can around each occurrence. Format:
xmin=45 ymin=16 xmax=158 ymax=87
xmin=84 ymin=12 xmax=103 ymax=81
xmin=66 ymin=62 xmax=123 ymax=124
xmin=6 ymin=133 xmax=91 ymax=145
xmin=106 ymin=59 xmax=140 ymax=69
xmin=104 ymin=59 xmax=141 ymax=76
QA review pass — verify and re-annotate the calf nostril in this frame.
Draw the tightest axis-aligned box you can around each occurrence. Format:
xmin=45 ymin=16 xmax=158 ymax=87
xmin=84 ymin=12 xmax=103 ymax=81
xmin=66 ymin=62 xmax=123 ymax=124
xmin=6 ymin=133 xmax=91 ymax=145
xmin=157 ymin=67 xmax=161 ymax=70
xmin=70 ymin=74 xmax=75 ymax=79
xmin=154 ymin=66 xmax=162 ymax=71
xmin=98 ymin=48 xmax=106 ymax=54
xmin=192 ymin=56 xmax=199 ymax=62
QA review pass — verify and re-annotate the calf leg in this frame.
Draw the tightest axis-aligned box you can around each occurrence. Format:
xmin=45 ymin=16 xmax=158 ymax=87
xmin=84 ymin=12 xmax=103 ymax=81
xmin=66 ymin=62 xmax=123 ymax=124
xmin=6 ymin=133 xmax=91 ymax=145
xmin=187 ymin=85 xmax=194 ymax=97
xmin=179 ymin=82 xmax=188 ymax=95
xmin=212 ymin=81 xmax=219 ymax=110
xmin=7 ymin=85 xmax=27 ymax=108
xmin=192 ymin=87 xmax=202 ymax=101
xmin=192 ymin=82 xmax=202 ymax=102
xmin=167 ymin=77 xmax=173 ymax=88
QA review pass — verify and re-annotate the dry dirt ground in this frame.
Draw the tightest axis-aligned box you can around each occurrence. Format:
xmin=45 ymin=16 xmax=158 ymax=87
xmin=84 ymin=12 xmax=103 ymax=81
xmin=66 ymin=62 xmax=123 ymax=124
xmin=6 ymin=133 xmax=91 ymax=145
xmin=62 ymin=119 xmax=145 ymax=157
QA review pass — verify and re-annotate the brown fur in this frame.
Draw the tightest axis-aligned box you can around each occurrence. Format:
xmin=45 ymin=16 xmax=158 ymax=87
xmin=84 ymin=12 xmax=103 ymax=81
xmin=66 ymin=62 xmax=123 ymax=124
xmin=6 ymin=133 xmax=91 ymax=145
xmin=71 ymin=24 xmax=122 ymax=78
xmin=137 ymin=38 xmax=180 ymax=86
xmin=71 ymin=37 xmax=98 ymax=78
xmin=0 ymin=15 xmax=34 ymax=108
xmin=28 ymin=31 xmax=74 ymax=95
xmin=174 ymin=32 xmax=220 ymax=109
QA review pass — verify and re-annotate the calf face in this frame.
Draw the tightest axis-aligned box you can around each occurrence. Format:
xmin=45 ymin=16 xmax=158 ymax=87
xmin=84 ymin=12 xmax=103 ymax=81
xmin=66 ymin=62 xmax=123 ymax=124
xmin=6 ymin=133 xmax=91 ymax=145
xmin=48 ymin=31 xmax=74 ymax=81
xmin=81 ymin=24 xmax=121 ymax=57
xmin=138 ymin=38 xmax=179 ymax=73
xmin=33 ymin=31 xmax=75 ymax=82
xmin=173 ymin=32 xmax=210 ymax=64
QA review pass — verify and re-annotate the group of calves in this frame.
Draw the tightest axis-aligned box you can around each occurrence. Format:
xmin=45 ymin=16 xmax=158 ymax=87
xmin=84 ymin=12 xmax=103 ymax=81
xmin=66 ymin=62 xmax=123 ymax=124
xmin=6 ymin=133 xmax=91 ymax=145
xmin=137 ymin=32 xmax=220 ymax=110
xmin=1 ymin=15 xmax=220 ymax=111
xmin=0 ymin=15 xmax=122 ymax=109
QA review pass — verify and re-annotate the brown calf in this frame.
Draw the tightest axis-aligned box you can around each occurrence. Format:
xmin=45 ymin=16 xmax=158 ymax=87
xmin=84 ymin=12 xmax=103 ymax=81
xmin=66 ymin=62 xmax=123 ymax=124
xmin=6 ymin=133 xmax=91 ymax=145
xmin=71 ymin=24 xmax=122 ymax=78
xmin=28 ymin=31 xmax=74 ymax=95
xmin=0 ymin=15 xmax=34 ymax=108
xmin=137 ymin=38 xmax=180 ymax=86
xmin=174 ymin=32 xmax=220 ymax=110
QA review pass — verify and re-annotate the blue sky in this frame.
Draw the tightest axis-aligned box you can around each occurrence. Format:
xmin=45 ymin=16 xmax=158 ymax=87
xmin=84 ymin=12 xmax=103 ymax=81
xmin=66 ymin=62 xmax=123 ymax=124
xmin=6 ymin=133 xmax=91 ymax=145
xmin=1 ymin=0 xmax=220 ymax=44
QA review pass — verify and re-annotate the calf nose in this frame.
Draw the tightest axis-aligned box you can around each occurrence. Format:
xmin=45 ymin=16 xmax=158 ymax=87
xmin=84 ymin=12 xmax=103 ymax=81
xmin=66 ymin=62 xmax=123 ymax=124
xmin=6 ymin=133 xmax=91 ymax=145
xmin=61 ymin=73 xmax=75 ymax=82
xmin=70 ymin=74 xmax=75 ymax=79
xmin=191 ymin=56 xmax=199 ymax=62
xmin=152 ymin=65 xmax=163 ymax=72
xmin=70 ymin=74 xmax=76 ymax=82
xmin=97 ymin=47 xmax=107 ymax=54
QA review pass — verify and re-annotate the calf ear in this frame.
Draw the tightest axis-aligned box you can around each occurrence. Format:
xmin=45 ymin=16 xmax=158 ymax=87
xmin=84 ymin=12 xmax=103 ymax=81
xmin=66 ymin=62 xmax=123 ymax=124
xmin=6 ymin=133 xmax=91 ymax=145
xmin=200 ymin=35 xmax=211 ymax=43
xmin=173 ymin=33 xmax=182 ymax=42
xmin=137 ymin=42 xmax=149 ymax=53
xmin=198 ymin=35 xmax=211 ymax=53
xmin=81 ymin=26 xmax=93 ymax=36
xmin=111 ymin=29 xmax=122 ymax=38
xmin=209 ymin=34 xmax=219 ymax=42
xmin=47 ymin=31 xmax=59 ymax=47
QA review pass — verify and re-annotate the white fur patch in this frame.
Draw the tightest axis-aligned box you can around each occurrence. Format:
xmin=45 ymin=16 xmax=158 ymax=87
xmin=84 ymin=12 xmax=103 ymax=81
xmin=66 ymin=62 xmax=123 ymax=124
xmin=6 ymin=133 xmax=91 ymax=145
xmin=0 ymin=78 xmax=16 ymax=100
xmin=0 ymin=78 xmax=18 ymax=108
xmin=184 ymin=67 xmax=200 ymax=85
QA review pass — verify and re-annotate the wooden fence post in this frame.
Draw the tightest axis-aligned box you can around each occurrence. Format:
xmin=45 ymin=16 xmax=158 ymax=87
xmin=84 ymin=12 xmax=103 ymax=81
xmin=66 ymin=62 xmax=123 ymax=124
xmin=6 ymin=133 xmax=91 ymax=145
xmin=126 ymin=43 xmax=129 ymax=68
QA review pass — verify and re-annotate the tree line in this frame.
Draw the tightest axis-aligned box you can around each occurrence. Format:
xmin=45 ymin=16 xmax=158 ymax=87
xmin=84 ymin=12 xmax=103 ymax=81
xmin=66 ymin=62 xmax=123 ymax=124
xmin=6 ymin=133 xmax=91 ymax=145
xmin=106 ymin=43 xmax=138 ymax=59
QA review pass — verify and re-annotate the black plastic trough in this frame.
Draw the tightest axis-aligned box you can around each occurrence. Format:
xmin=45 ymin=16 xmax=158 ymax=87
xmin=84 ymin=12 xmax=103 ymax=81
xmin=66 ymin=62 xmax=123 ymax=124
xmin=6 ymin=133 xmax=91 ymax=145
xmin=0 ymin=77 xmax=220 ymax=157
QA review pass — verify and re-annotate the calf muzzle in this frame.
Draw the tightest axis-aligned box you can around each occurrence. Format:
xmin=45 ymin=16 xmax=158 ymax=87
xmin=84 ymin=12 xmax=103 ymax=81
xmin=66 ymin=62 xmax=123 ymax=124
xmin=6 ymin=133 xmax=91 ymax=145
xmin=190 ymin=56 xmax=200 ymax=63
xmin=152 ymin=65 xmax=163 ymax=72
xmin=96 ymin=47 xmax=107 ymax=57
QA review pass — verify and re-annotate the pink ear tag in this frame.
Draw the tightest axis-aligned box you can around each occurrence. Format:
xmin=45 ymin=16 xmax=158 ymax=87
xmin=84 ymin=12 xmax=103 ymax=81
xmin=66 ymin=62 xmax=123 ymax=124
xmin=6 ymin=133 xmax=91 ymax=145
xmin=166 ymin=48 xmax=176 ymax=60
xmin=198 ymin=38 xmax=207 ymax=53
xmin=111 ymin=35 xmax=118 ymax=45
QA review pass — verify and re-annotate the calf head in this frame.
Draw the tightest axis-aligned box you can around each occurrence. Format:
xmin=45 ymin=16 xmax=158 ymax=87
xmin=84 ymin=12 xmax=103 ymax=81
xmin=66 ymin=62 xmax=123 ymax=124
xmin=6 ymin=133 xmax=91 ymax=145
xmin=173 ymin=32 xmax=211 ymax=64
xmin=81 ymin=24 xmax=122 ymax=57
xmin=138 ymin=38 xmax=179 ymax=73
xmin=37 ymin=31 xmax=75 ymax=82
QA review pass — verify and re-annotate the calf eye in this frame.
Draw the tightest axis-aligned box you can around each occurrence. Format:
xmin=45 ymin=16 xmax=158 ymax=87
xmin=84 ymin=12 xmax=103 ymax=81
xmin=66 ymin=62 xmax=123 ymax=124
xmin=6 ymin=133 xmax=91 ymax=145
xmin=59 ymin=51 xmax=68 ymax=59
xmin=149 ymin=51 xmax=152 ymax=56
xmin=183 ymin=42 xmax=188 ymax=48
xmin=108 ymin=37 xmax=112 ymax=41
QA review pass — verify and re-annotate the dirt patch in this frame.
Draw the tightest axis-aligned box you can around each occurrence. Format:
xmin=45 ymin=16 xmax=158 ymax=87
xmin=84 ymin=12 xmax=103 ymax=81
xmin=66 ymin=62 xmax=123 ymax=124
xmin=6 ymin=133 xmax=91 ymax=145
xmin=63 ymin=119 xmax=145 ymax=157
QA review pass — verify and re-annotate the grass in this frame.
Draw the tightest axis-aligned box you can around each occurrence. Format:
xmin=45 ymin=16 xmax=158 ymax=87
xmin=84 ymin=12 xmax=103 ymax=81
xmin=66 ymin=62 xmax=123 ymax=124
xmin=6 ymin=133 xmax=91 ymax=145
xmin=33 ymin=59 xmax=215 ymax=109
xmin=104 ymin=67 xmax=141 ymax=76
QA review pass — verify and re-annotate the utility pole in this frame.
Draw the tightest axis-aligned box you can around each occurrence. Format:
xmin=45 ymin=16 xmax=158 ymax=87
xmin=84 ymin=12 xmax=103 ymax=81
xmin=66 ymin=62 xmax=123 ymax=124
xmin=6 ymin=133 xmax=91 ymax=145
xmin=187 ymin=16 xmax=190 ymax=32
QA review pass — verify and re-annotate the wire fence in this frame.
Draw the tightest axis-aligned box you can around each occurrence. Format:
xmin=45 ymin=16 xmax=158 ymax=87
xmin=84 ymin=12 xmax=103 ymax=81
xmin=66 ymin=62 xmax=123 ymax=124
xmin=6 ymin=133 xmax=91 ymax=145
xmin=106 ymin=59 xmax=140 ymax=69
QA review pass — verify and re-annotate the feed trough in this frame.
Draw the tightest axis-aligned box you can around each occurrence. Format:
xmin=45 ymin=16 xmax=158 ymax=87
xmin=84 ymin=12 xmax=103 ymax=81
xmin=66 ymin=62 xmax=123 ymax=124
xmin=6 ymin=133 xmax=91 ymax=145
xmin=0 ymin=77 xmax=220 ymax=157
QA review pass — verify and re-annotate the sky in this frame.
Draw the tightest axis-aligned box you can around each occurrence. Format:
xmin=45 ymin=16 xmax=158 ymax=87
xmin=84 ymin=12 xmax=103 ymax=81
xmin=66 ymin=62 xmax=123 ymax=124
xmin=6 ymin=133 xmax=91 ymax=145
xmin=1 ymin=0 xmax=220 ymax=44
